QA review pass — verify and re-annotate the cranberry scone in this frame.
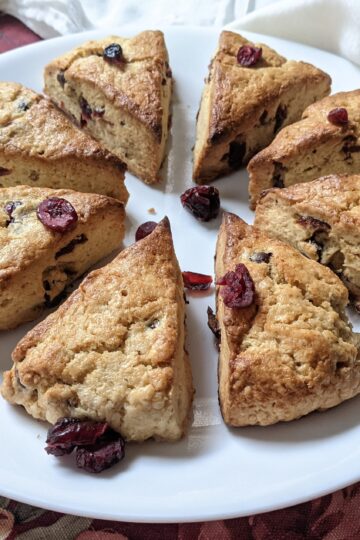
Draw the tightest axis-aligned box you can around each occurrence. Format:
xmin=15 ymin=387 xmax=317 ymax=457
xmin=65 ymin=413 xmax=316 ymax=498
xmin=0 ymin=185 xmax=125 ymax=330
xmin=215 ymin=212 xmax=360 ymax=426
xmin=193 ymin=31 xmax=331 ymax=184
xmin=254 ymin=174 xmax=360 ymax=309
xmin=0 ymin=82 xmax=128 ymax=203
xmin=44 ymin=31 xmax=172 ymax=184
xmin=248 ymin=90 xmax=360 ymax=208
xmin=1 ymin=218 xmax=194 ymax=441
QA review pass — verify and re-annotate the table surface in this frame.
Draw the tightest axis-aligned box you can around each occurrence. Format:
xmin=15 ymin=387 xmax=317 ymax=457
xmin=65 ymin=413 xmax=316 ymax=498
xmin=1 ymin=12 xmax=360 ymax=540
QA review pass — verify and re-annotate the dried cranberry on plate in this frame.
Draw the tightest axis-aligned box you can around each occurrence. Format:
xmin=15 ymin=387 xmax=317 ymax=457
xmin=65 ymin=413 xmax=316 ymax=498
xmin=207 ymin=306 xmax=220 ymax=340
xmin=45 ymin=417 xmax=125 ymax=473
xmin=180 ymin=186 xmax=220 ymax=222
xmin=182 ymin=271 xmax=213 ymax=291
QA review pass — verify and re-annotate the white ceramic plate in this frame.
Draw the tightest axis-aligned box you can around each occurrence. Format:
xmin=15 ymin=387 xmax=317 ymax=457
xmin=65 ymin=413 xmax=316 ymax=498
xmin=1 ymin=26 xmax=360 ymax=524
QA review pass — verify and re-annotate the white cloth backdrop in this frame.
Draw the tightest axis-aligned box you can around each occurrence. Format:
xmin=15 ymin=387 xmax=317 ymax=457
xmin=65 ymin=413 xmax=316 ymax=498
xmin=0 ymin=0 xmax=360 ymax=66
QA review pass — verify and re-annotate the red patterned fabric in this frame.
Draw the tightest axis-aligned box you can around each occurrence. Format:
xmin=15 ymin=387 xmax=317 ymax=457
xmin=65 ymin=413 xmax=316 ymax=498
xmin=0 ymin=13 xmax=360 ymax=540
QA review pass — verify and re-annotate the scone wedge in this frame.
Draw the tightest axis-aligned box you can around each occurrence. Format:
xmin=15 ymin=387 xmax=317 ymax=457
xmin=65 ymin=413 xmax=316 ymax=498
xmin=0 ymin=185 xmax=125 ymax=330
xmin=0 ymin=82 xmax=128 ymax=203
xmin=255 ymin=174 xmax=360 ymax=309
xmin=44 ymin=31 xmax=172 ymax=184
xmin=193 ymin=31 xmax=331 ymax=183
xmin=1 ymin=218 xmax=194 ymax=441
xmin=215 ymin=212 xmax=360 ymax=426
xmin=248 ymin=90 xmax=360 ymax=208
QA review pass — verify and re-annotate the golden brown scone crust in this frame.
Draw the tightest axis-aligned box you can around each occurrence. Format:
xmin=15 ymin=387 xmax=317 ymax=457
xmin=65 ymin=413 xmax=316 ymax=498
xmin=0 ymin=185 xmax=125 ymax=329
xmin=44 ymin=31 xmax=172 ymax=184
xmin=0 ymin=82 xmax=128 ymax=203
xmin=1 ymin=218 xmax=194 ymax=442
xmin=215 ymin=212 xmax=360 ymax=426
xmin=255 ymin=174 xmax=360 ymax=305
xmin=193 ymin=31 xmax=331 ymax=183
xmin=248 ymin=90 xmax=360 ymax=208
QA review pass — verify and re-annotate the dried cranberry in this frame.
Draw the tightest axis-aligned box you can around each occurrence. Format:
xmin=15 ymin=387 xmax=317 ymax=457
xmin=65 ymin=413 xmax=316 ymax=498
xmin=327 ymin=108 xmax=348 ymax=126
xmin=57 ymin=71 xmax=66 ymax=88
xmin=45 ymin=417 xmax=108 ymax=456
xmin=55 ymin=234 xmax=88 ymax=259
xmin=217 ymin=263 xmax=255 ymax=308
xmin=37 ymin=197 xmax=78 ymax=233
xmin=297 ymin=216 xmax=330 ymax=232
xmin=250 ymin=252 xmax=272 ymax=263
xmin=103 ymin=43 xmax=124 ymax=66
xmin=0 ymin=167 xmax=11 ymax=176
xmin=165 ymin=61 xmax=172 ymax=78
xmin=182 ymin=271 xmax=213 ymax=291
xmin=274 ymin=104 xmax=287 ymax=133
xmin=207 ymin=306 xmax=220 ymax=340
xmin=237 ymin=45 xmax=262 ymax=67
xmin=228 ymin=141 xmax=246 ymax=169
xmin=76 ymin=432 xmax=125 ymax=473
xmin=18 ymin=101 xmax=30 ymax=112
xmin=181 ymin=186 xmax=220 ymax=222
xmin=4 ymin=200 xmax=21 ymax=225
xmin=45 ymin=417 xmax=125 ymax=473
xmin=79 ymin=96 xmax=92 ymax=122
xmin=135 ymin=221 xmax=157 ymax=241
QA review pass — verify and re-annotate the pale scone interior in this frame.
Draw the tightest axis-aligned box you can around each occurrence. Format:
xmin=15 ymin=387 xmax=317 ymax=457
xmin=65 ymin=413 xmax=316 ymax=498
xmin=44 ymin=32 xmax=172 ymax=184
xmin=254 ymin=174 xmax=360 ymax=306
xmin=248 ymin=90 xmax=360 ymax=208
xmin=0 ymin=186 xmax=124 ymax=330
xmin=0 ymin=82 xmax=128 ymax=203
xmin=1 ymin=218 xmax=193 ymax=442
xmin=216 ymin=213 xmax=360 ymax=427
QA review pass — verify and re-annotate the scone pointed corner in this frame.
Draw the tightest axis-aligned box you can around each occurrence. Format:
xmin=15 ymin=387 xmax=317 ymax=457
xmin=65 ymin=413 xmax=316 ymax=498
xmin=248 ymin=90 xmax=360 ymax=207
xmin=0 ymin=185 xmax=125 ymax=330
xmin=253 ymin=173 xmax=360 ymax=308
xmin=216 ymin=211 xmax=360 ymax=427
xmin=43 ymin=31 xmax=173 ymax=185
xmin=193 ymin=30 xmax=331 ymax=184
xmin=2 ymin=208 xmax=193 ymax=443
xmin=0 ymin=82 xmax=128 ymax=203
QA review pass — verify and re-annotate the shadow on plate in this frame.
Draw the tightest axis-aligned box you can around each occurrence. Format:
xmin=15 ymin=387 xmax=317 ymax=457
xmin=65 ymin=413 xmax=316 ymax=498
xmin=228 ymin=393 xmax=360 ymax=444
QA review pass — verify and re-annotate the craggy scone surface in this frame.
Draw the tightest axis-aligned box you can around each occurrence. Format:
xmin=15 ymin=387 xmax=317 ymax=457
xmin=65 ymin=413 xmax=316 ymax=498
xmin=248 ymin=90 xmax=360 ymax=207
xmin=1 ymin=219 xmax=193 ymax=442
xmin=193 ymin=30 xmax=331 ymax=181
xmin=216 ymin=213 xmax=360 ymax=426
xmin=255 ymin=174 xmax=360 ymax=300
xmin=45 ymin=31 xmax=170 ymax=136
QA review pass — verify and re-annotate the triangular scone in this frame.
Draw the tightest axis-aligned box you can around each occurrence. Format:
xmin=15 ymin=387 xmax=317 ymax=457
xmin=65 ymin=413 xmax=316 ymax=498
xmin=0 ymin=82 xmax=128 ymax=203
xmin=215 ymin=212 xmax=360 ymax=426
xmin=193 ymin=31 xmax=331 ymax=183
xmin=248 ymin=90 xmax=360 ymax=208
xmin=44 ymin=31 xmax=172 ymax=185
xmin=0 ymin=186 xmax=125 ymax=330
xmin=255 ymin=174 xmax=360 ymax=309
xmin=1 ymin=219 xmax=194 ymax=441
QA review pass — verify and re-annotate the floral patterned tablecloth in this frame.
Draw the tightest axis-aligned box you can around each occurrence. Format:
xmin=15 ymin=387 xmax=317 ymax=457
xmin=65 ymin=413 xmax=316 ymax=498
xmin=1 ymin=13 xmax=360 ymax=540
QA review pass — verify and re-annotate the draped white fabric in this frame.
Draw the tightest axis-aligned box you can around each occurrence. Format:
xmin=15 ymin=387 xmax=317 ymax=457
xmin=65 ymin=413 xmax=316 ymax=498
xmin=0 ymin=0 xmax=359 ymax=66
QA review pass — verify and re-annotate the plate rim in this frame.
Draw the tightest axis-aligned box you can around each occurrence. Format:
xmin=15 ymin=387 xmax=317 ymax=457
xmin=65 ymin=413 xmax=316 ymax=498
xmin=1 ymin=24 xmax=360 ymax=523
